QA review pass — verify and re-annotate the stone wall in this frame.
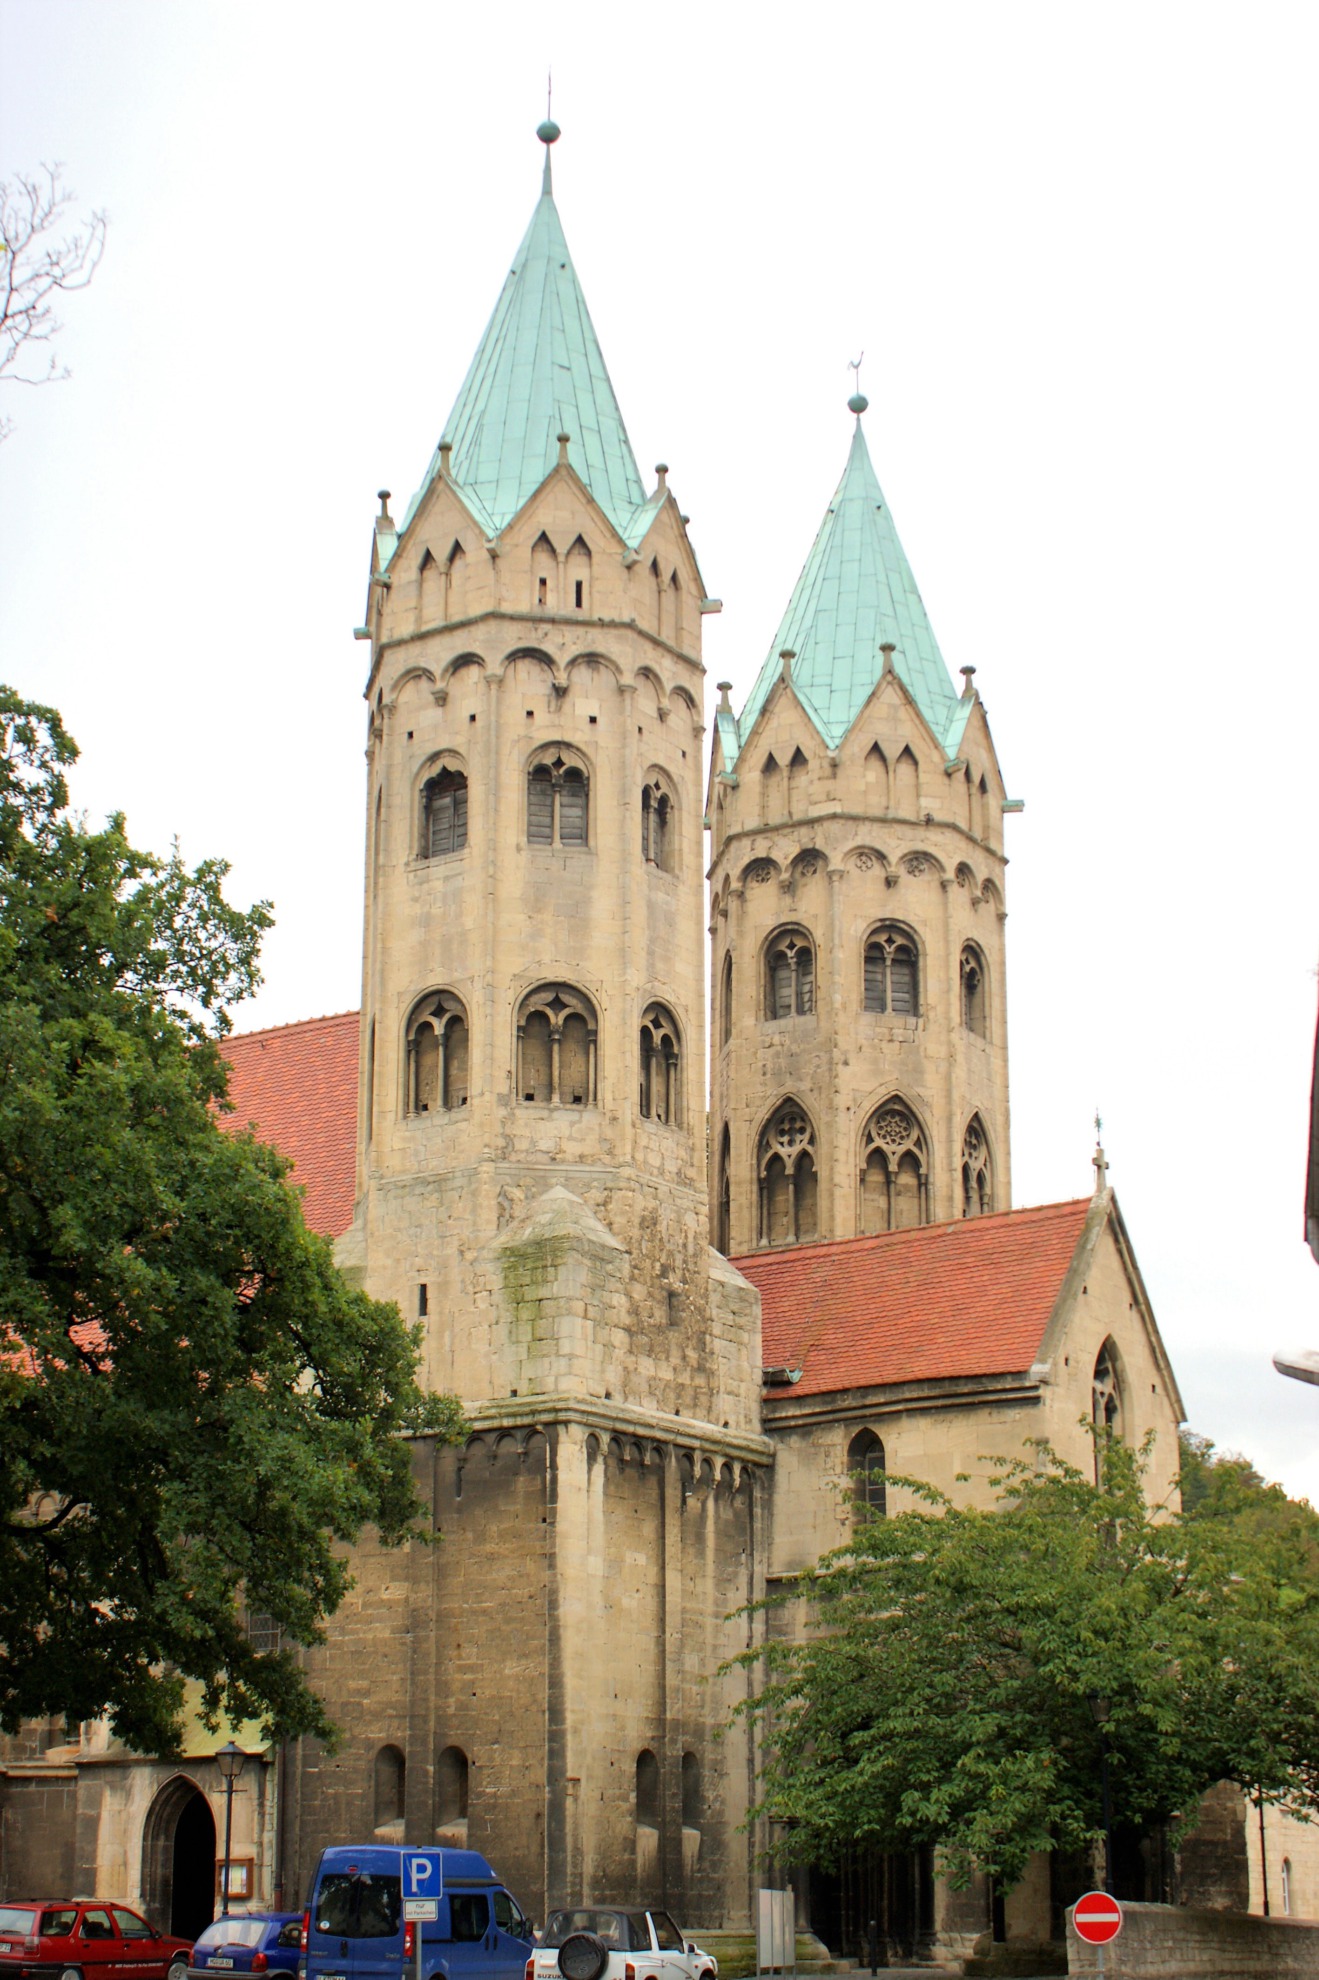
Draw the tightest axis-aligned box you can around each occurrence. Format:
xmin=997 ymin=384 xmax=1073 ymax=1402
xmin=1066 ymin=1900 xmax=1319 ymax=1977
xmin=0 ymin=1765 xmax=77 ymax=1895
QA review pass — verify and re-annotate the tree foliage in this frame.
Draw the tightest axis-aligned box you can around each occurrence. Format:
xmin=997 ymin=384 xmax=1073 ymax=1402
xmin=0 ymin=689 xmax=464 ymax=1756
xmin=0 ymin=166 xmax=106 ymax=440
xmin=733 ymin=1436 xmax=1319 ymax=1891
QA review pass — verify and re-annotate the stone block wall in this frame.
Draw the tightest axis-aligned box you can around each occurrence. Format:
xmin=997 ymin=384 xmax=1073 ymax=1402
xmin=1066 ymin=1900 xmax=1319 ymax=1977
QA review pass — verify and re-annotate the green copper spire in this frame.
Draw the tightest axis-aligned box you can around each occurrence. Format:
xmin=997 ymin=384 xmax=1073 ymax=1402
xmin=402 ymin=125 xmax=648 ymax=543
xmin=732 ymin=411 xmax=964 ymax=762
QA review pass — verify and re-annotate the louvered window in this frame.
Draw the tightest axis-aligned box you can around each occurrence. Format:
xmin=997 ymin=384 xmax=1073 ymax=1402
xmin=527 ymin=766 xmax=554 ymax=843
xmin=864 ymin=927 xmax=919 ymax=1016
xmin=766 ymin=932 xmax=814 ymax=1018
xmin=558 ymin=768 xmax=588 ymax=844
xmin=423 ymin=770 xmax=468 ymax=858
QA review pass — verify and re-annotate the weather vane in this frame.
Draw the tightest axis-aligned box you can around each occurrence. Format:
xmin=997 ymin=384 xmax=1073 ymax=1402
xmin=849 ymin=352 xmax=864 ymax=392
xmin=547 ymin=69 xmax=553 ymax=121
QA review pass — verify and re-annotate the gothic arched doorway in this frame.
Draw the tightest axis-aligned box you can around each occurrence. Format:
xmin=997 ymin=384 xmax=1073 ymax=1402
xmin=142 ymin=1777 xmax=216 ymax=1940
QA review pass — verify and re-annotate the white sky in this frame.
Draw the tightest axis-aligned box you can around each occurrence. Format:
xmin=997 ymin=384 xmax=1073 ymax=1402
xmin=2 ymin=0 xmax=1317 ymax=1501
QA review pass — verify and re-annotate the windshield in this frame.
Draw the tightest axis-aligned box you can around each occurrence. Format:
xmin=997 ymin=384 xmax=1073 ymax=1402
xmin=196 ymin=1923 xmax=267 ymax=1950
xmin=0 ymin=1913 xmax=37 ymax=1939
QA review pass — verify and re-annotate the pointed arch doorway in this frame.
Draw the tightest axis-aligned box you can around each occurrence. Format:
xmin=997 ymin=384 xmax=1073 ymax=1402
xmin=142 ymin=1776 xmax=216 ymax=1940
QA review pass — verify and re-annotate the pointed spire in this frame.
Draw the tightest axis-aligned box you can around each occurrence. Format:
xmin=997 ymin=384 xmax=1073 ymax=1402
xmin=733 ymin=397 xmax=961 ymax=761
xmin=401 ymin=122 xmax=646 ymax=544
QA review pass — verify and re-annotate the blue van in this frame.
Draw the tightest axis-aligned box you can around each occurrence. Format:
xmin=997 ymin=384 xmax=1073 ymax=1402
xmin=302 ymin=1848 xmax=532 ymax=1980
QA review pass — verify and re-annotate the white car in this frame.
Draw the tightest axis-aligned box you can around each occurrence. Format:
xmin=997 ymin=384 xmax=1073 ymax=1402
xmin=529 ymin=1909 xmax=716 ymax=1980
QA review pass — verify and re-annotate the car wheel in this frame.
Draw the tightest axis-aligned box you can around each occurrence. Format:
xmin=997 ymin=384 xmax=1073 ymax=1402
xmin=59 ymin=1967 xmax=82 ymax=1980
xmin=167 ymin=1959 xmax=188 ymax=1980
xmin=557 ymin=1935 xmax=608 ymax=1980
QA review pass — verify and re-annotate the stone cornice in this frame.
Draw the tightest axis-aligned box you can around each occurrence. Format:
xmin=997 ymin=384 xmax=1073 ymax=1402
xmin=761 ymin=1370 xmax=1043 ymax=1429
xmin=463 ymin=1392 xmax=774 ymax=1465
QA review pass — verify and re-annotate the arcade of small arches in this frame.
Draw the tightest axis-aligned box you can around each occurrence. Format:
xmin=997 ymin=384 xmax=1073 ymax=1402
xmin=716 ymin=1100 xmax=998 ymax=1250
xmin=382 ymin=646 xmax=702 ymax=729
xmin=401 ymin=986 xmax=687 ymax=1123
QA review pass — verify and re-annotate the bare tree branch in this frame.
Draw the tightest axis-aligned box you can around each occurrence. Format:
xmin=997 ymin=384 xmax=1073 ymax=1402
xmin=0 ymin=163 xmax=107 ymax=440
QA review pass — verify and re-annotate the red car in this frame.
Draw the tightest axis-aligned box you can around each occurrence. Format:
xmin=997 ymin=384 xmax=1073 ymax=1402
xmin=0 ymin=1903 xmax=192 ymax=1980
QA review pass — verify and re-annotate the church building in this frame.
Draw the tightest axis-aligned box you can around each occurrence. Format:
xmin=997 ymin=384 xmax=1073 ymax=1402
xmin=12 ymin=121 xmax=1298 ymax=1965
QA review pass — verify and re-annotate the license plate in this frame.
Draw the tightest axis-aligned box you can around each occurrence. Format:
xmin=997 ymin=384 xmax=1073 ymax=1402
xmin=209 ymin=1961 xmax=234 ymax=1969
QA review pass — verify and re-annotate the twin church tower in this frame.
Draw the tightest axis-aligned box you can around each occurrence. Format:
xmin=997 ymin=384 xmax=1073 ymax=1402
xmin=306 ymin=121 xmax=1017 ymax=1924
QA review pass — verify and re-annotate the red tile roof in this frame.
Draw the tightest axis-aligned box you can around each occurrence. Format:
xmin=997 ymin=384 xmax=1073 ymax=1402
xmin=219 ymin=1011 xmax=360 ymax=1238
xmin=734 ymin=1198 xmax=1094 ymax=1397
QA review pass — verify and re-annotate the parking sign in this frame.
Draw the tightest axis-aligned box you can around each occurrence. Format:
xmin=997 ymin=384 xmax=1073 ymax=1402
xmin=402 ymin=1851 xmax=444 ymax=1903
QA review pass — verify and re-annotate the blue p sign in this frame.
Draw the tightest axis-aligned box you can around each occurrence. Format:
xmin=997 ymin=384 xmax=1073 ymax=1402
xmin=402 ymin=1851 xmax=444 ymax=1899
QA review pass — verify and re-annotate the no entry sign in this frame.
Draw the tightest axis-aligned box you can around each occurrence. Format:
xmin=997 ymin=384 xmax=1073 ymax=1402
xmin=1072 ymin=1891 xmax=1123 ymax=1944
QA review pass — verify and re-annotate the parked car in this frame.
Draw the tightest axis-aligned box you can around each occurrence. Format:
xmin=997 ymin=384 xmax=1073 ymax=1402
xmin=302 ymin=1846 xmax=532 ymax=1980
xmin=529 ymin=1909 xmax=716 ymax=1980
xmin=0 ymin=1902 xmax=192 ymax=1980
xmin=189 ymin=1917 xmax=303 ymax=1980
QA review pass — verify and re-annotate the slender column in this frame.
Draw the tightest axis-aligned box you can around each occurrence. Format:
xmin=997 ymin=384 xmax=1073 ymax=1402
xmin=437 ymin=1029 xmax=448 ymax=1111
xmin=550 ymin=1025 xmax=562 ymax=1106
xmin=515 ymin=1024 xmax=525 ymax=1101
xmin=587 ymin=1030 xmax=598 ymax=1106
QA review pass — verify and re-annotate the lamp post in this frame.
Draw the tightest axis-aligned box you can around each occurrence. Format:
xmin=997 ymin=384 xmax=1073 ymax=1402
xmin=215 ymin=1741 xmax=247 ymax=1917
xmin=1088 ymin=1697 xmax=1114 ymax=1894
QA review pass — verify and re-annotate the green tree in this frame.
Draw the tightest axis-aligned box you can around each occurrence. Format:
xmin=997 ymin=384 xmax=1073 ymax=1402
xmin=732 ymin=1437 xmax=1319 ymax=1891
xmin=0 ymin=689 xmax=464 ymax=1756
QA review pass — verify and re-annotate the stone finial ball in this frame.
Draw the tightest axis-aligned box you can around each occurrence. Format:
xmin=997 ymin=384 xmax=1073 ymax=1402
xmin=848 ymin=392 xmax=869 ymax=415
xmin=538 ymin=120 xmax=561 ymax=144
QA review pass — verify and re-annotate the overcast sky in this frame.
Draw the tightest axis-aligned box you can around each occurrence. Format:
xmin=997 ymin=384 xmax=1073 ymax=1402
xmin=2 ymin=0 xmax=1316 ymax=1501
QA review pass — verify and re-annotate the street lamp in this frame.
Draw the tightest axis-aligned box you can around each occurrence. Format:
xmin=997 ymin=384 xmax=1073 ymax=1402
xmin=1088 ymin=1696 xmax=1113 ymax=1895
xmin=215 ymin=1741 xmax=247 ymax=1917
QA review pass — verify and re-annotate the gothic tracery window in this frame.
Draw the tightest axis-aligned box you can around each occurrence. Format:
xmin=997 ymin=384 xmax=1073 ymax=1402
xmin=864 ymin=925 xmax=919 ymax=1015
xmin=766 ymin=929 xmax=815 ymax=1018
xmin=860 ymin=1101 xmax=930 ymax=1232
xmin=422 ymin=767 xmax=468 ymax=858
xmin=527 ymin=753 xmax=589 ymax=847
xmin=961 ymin=944 xmax=987 ymax=1035
xmin=638 ymin=1003 xmax=681 ymax=1125
xmin=757 ymin=1102 xmax=819 ymax=1246
xmin=516 ymin=983 xmax=598 ymax=1106
xmin=961 ymin=1115 xmax=993 ymax=1217
xmin=716 ymin=1125 xmax=731 ymax=1255
xmin=1092 ymin=1342 xmax=1123 ymax=1437
xmin=406 ymin=992 xmax=470 ymax=1113
xmin=847 ymin=1429 xmax=887 ymax=1524
xmin=720 ymin=953 xmax=733 ymax=1046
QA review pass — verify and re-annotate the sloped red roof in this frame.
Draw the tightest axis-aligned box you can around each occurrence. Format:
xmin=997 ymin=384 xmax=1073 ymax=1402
xmin=219 ymin=1011 xmax=360 ymax=1238
xmin=734 ymin=1197 xmax=1093 ymax=1397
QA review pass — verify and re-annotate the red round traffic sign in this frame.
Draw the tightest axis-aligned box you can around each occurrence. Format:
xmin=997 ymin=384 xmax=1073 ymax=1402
xmin=1072 ymin=1891 xmax=1123 ymax=1944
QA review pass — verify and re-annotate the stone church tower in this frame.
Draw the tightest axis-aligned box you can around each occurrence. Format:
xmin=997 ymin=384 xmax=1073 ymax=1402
xmin=707 ymin=401 xmax=1015 ymax=1254
xmin=299 ymin=123 xmax=772 ymax=1925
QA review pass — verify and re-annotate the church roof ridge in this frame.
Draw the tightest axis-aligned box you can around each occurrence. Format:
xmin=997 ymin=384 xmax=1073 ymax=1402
xmin=729 ymin=413 xmax=962 ymax=765
xmin=401 ymin=128 xmax=647 ymax=544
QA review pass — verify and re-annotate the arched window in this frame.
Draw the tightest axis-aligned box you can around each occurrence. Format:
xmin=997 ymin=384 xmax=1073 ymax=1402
xmin=373 ymin=1744 xmax=405 ymax=1836
xmin=860 ymin=1101 xmax=930 ymax=1232
xmin=532 ymin=531 xmax=556 ymax=611
xmin=567 ymin=534 xmax=591 ymax=613
xmin=681 ymin=1751 xmax=702 ymax=1832
xmin=864 ymin=925 xmax=919 ymax=1015
xmin=757 ymin=1102 xmax=819 ymax=1247
xmin=761 ymin=751 xmax=783 ymax=824
xmin=421 ymin=767 xmax=468 ymax=858
xmin=516 ymin=984 xmax=598 ymax=1106
xmin=961 ymin=1116 xmax=993 ymax=1217
xmin=720 ymin=953 xmax=733 ymax=1045
xmin=527 ymin=752 xmax=589 ymax=847
xmin=639 ymin=1003 xmax=681 ymax=1125
xmin=716 ymin=1126 xmax=731 ymax=1255
xmin=847 ymin=1430 xmax=887 ymax=1523
xmin=641 ymin=781 xmax=673 ymax=870
xmin=894 ymin=745 xmax=919 ymax=815
xmin=1282 ymin=1858 xmax=1292 ymax=1916
xmin=1093 ymin=1342 xmax=1122 ymax=1437
xmin=766 ymin=930 xmax=815 ymax=1019
xmin=961 ymin=945 xmax=987 ymax=1035
xmin=787 ymin=745 xmax=808 ymax=818
xmin=435 ymin=1746 xmax=468 ymax=1840
xmin=406 ymin=992 xmax=470 ymax=1113
xmin=636 ymin=1749 xmax=660 ymax=1827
